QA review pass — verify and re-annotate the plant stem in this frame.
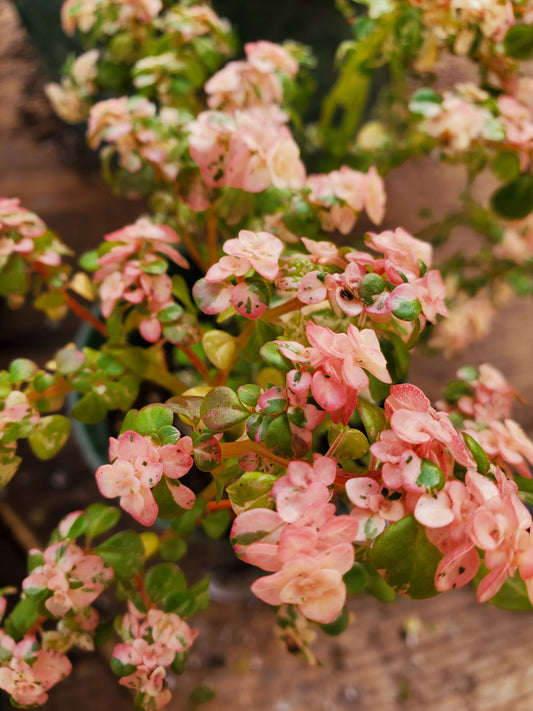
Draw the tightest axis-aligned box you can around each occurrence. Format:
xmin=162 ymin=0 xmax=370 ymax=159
xmin=206 ymin=499 xmax=233 ymax=512
xmin=206 ymin=211 xmax=219 ymax=267
xmin=31 ymin=260 xmax=108 ymax=337
xmin=214 ymin=320 xmax=255 ymax=386
xmin=179 ymin=346 xmax=212 ymax=384
xmin=262 ymin=297 xmax=300 ymax=324
xmin=134 ymin=573 xmax=153 ymax=611
xmin=65 ymin=293 xmax=108 ymax=337
xmin=220 ymin=440 xmax=290 ymax=468
xmin=179 ymin=225 xmax=208 ymax=273
xmin=326 ymin=429 xmax=345 ymax=458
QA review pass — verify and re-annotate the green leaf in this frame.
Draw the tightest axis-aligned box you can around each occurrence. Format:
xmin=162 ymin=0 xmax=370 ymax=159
xmin=246 ymin=413 xmax=270 ymax=443
xmin=96 ymin=353 xmax=125 ymax=376
xmin=166 ymin=395 xmax=203 ymax=426
xmin=135 ymin=404 xmax=174 ymax=435
xmin=490 ymin=174 xmax=533 ymax=220
xmin=369 ymin=374 xmax=390 ymax=403
xmin=504 ymin=23 xmax=533 ymax=60
xmin=474 ymin=563 xmax=533 ymax=611
xmin=358 ymin=561 xmax=396 ymax=602
xmin=259 ymin=342 xmax=292 ymax=372
xmin=264 ymin=413 xmax=293 ymax=457
xmin=172 ymin=274 xmax=196 ymax=314
xmin=111 ymin=658 xmax=136 ymax=678
xmin=94 ymin=619 xmax=115 ymax=647
xmin=71 ymin=391 xmax=108 ymax=424
xmin=201 ymin=510 xmax=232 ymax=539
xmin=387 ymin=333 xmax=411 ymax=381
xmin=171 ymin=651 xmax=189 ymax=676
xmin=189 ymin=576 xmax=210 ymax=612
xmin=507 ymin=268 xmax=532 ymax=297
xmin=343 ymin=563 xmax=396 ymax=602
xmin=463 ymin=433 xmax=489 ymax=476
xmin=0 ymin=255 xmax=28 ymax=297
xmin=409 ymin=87 xmax=442 ymax=116
xmin=33 ymin=289 xmax=67 ymax=314
xmin=158 ymin=303 xmax=184 ymax=324
xmin=443 ymin=379 xmax=472 ymax=404
xmin=344 ymin=563 xmax=368 ymax=595
xmin=392 ymin=299 xmax=422 ymax=322
xmin=96 ymin=531 xmax=144 ymax=580
xmin=416 ymin=459 xmax=445 ymax=493
xmin=120 ymin=409 xmax=139 ymax=434
xmin=159 ymin=535 xmax=187 ymax=562
xmin=327 ymin=426 xmax=369 ymax=459
xmin=170 ymin=499 xmax=205 ymax=535
xmin=85 ymin=503 xmax=121 ymax=540
xmin=360 ymin=273 xmax=386 ymax=305
xmin=141 ymin=257 xmax=167 ymax=275
xmin=193 ymin=433 xmax=221 ymax=472
xmin=55 ymin=348 xmax=84 ymax=375
xmin=9 ymin=359 xmax=38 ymax=383
xmin=32 ymin=372 xmax=55 ymax=393
xmin=227 ymin=471 xmax=276 ymax=514
xmin=163 ymin=590 xmax=196 ymax=617
xmin=200 ymin=387 xmax=248 ymax=431
xmin=319 ymin=606 xmax=350 ymax=636
xmin=152 ymin=478 xmax=186 ymax=519
xmin=28 ymin=415 xmax=71 ymax=460
xmin=0 ymin=455 xmax=21 ymax=488
xmin=4 ymin=598 xmax=38 ymax=641
xmin=60 ymin=512 xmax=88 ymax=540
xmin=370 ymin=515 xmax=442 ymax=599
xmin=237 ymin=384 xmax=261 ymax=410
xmin=491 ymin=151 xmax=520 ymax=181
xmin=145 ymin=563 xmax=187 ymax=603
xmin=79 ymin=249 xmax=100 ymax=272
xmin=515 ymin=475 xmax=533 ymax=495
xmin=189 ymin=685 xmax=215 ymax=706
xmin=357 ymin=398 xmax=386 ymax=443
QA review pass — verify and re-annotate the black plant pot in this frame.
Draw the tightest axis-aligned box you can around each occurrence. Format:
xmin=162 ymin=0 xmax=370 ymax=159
xmin=10 ymin=0 xmax=80 ymax=80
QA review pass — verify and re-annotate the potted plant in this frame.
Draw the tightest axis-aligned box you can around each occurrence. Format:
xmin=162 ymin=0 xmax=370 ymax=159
xmin=3 ymin=1 xmax=533 ymax=709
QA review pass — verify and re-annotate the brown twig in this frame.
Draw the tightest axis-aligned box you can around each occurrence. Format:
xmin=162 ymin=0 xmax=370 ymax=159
xmin=0 ymin=500 xmax=42 ymax=552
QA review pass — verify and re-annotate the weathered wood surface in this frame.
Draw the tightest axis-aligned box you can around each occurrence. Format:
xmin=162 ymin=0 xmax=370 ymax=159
xmin=3 ymin=2 xmax=533 ymax=709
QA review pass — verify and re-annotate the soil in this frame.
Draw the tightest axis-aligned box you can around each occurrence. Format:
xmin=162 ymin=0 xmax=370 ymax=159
xmin=3 ymin=2 xmax=533 ymax=710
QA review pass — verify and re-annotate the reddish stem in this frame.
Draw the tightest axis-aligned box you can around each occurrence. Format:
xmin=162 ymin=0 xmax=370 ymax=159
xmin=27 ymin=615 xmax=46 ymax=637
xmin=134 ymin=573 xmax=153 ymax=611
xmin=30 ymin=260 xmax=108 ymax=337
xmin=206 ymin=500 xmax=234 ymax=512
xmin=179 ymin=226 xmax=208 ymax=273
xmin=180 ymin=346 xmax=212 ymax=383
xmin=65 ymin=293 xmax=108 ymax=338
xmin=220 ymin=440 xmax=290 ymax=468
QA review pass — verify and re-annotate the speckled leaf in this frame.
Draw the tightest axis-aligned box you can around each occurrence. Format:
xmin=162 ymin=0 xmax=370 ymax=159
xmin=28 ymin=415 xmax=71 ymax=460
xmin=370 ymin=515 xmax=442 ymax=599
xmin=200 ymin=387 xmax=248 ymax=431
